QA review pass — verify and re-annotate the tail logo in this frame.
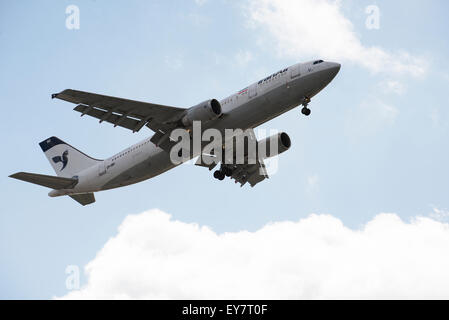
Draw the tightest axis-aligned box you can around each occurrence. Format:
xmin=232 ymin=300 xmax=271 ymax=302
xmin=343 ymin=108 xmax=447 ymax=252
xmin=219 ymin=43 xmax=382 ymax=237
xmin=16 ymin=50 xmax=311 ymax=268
xmin=52 ymin=150 xmax=69 ymax=171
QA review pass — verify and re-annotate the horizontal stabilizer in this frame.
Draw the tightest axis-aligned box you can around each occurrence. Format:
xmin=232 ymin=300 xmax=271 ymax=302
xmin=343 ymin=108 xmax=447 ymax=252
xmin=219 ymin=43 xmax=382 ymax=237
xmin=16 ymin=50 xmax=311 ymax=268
xmin=69 ymin=193 xmax=95 ymax=206
xmin=9 ymin=172 xmax=78 ymax=190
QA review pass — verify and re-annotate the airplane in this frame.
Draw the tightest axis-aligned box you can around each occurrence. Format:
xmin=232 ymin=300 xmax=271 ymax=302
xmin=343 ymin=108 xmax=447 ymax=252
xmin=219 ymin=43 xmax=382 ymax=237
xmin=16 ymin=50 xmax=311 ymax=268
xmin=9 ymin=60 xmax=340 ymax=206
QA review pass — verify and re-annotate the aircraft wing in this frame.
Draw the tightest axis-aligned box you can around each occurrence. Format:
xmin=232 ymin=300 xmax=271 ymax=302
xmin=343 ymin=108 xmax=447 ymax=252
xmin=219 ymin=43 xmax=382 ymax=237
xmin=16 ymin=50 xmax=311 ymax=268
xmin=52 ymin=89 xmax=186 ymax=134
xmin=195 ymin=128 xmax=269 ymax=187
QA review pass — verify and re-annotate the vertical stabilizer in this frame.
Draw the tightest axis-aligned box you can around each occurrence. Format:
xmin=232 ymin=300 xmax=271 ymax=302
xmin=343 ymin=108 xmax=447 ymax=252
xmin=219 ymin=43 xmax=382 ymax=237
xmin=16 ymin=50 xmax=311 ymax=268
xmin=39 ymin=136 xmax=101 ymax=178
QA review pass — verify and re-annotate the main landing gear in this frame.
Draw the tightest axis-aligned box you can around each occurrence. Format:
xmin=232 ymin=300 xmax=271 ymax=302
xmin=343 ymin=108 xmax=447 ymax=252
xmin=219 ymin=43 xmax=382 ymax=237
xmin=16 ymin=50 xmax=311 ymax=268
xmin=301 ymin=96 xmax=311 ymax=116
xmin=213 ymin=165 xmax=233 ymax=181
xmin=213 ymin=170 xmax=225 ymax=180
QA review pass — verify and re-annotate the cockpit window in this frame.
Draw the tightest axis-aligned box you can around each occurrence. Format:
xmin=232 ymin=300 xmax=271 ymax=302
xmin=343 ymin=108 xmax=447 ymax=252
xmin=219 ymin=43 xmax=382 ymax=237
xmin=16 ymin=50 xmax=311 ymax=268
xmin=313 ymin=60 xmax=324 ymax=65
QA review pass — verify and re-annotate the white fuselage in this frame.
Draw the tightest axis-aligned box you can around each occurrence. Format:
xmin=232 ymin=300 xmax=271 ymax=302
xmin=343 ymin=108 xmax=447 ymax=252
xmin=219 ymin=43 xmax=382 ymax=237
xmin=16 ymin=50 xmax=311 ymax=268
xmin=50 ymin=60 xmax=340 ymax=197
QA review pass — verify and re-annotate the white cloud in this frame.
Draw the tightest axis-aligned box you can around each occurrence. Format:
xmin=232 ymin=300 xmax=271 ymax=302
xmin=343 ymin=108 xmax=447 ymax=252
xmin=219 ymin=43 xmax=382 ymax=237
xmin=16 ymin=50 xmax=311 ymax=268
xmin=60 ymin=209 xmax=449 ymax=299
xmin=247 ymin=0 xmax=427 ymax=76
xmin=430 ymin=207 xmax=449 ymax=222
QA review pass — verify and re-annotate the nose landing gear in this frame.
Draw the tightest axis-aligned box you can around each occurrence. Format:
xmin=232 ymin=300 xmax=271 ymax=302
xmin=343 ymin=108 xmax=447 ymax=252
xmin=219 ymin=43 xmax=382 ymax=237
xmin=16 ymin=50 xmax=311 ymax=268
xmin=301 ymin=96 xmax=311 ymax=116
xmin=301 ymin=107 xmax=311 ymax=116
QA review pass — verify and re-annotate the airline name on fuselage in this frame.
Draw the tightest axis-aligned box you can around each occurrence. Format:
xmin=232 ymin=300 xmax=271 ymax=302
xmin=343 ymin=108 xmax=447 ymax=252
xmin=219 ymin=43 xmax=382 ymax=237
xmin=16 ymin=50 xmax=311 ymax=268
xmin=258 ymin=67 xmax=288 ymax=85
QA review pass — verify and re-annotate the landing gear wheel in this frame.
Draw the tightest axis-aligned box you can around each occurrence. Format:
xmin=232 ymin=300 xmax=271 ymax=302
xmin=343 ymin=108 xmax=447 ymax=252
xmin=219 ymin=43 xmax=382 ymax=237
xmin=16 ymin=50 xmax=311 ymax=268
xmin=213 ymin=170 xmax=225 ymax=180
xmin=301 ymin=107 xmax=311 ymax=116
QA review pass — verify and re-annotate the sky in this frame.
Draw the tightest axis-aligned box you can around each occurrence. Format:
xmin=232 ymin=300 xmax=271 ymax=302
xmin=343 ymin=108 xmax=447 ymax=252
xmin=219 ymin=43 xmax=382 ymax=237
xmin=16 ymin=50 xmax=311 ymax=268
xmin=1 ymin=0 xmax=449 ymax=299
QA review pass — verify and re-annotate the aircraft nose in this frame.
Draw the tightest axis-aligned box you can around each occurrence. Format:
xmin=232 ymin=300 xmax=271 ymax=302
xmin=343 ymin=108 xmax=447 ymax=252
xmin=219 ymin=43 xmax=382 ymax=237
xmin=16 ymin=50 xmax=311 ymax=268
xmin=327 ymin=62 xmax=341 ymax=79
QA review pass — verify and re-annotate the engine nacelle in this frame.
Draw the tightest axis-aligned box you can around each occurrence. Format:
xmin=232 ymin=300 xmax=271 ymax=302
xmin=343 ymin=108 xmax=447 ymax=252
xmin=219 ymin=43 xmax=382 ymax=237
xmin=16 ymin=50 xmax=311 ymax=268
xmin=181 ymin=99 xmax=222 ymax=127
xmin=257 ymin=132 xmax=291 ymax=159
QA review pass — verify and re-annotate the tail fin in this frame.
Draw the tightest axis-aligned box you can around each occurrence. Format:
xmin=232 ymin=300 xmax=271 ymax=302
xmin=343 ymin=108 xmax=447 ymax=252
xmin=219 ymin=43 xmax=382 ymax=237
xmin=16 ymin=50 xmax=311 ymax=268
xmin=39 ymin=136 xmax=101 ymax=178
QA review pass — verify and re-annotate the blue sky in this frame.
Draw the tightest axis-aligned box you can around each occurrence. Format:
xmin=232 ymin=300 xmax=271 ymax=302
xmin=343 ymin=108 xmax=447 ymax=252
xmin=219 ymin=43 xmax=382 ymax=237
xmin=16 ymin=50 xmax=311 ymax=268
xmin=1 ymin=0 xmax=449 ymax=299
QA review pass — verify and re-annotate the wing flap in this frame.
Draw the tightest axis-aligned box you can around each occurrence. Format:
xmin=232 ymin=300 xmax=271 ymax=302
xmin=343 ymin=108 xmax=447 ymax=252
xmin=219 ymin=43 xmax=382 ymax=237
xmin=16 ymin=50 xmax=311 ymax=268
xmin=246 ymin=163 xmax=268 ymax=187
xmin=53 ymin=89 xmax=186 ymax=133
xmin=74 ymin=104 xmax=140 ymax=131
xmin=227 ymin=161 xmax=268 ymax=187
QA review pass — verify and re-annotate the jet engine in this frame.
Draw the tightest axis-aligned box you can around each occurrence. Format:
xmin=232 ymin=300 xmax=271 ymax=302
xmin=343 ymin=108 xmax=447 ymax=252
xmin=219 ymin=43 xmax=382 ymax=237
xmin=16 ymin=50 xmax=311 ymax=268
xmin=257 ymin=132 xmax=291 ymax=158
xmin=181 ymin=99 xmax=222 ymax=127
